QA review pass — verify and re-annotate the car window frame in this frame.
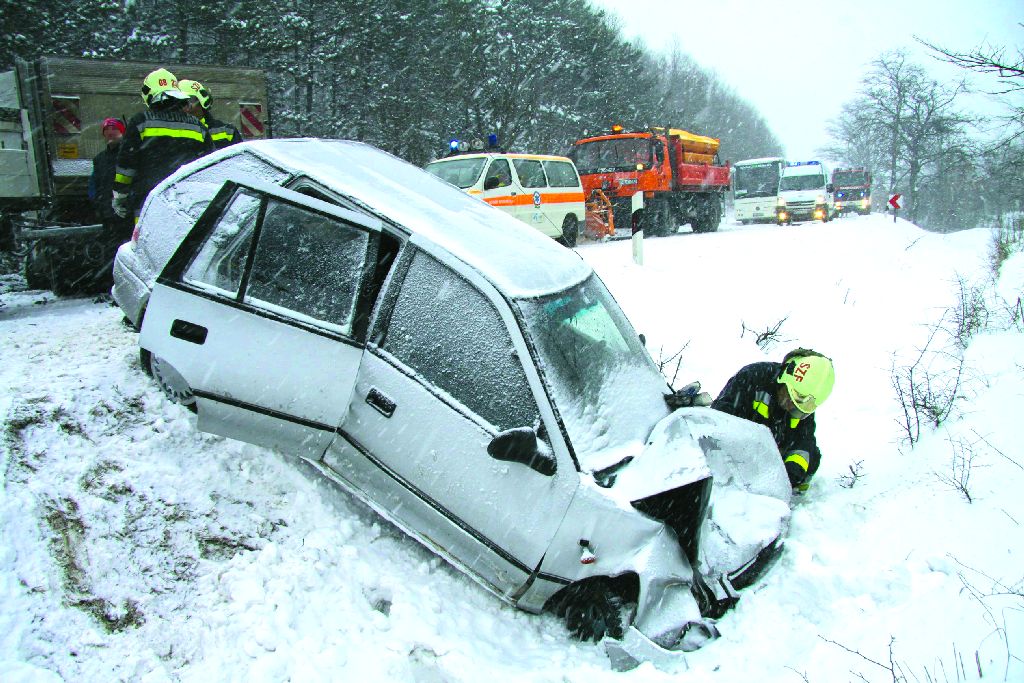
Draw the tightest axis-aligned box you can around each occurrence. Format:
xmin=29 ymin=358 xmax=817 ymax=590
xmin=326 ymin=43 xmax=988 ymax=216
xmin=159 ymin=178 xmax=388 ymax=344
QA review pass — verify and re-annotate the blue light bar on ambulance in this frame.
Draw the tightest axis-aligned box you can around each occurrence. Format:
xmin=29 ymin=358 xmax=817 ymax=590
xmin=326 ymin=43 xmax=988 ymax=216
xmin=786 ymin=160 xmax=821 ymax=167
xmin=449 ymin=139 xmax=461 ymax=153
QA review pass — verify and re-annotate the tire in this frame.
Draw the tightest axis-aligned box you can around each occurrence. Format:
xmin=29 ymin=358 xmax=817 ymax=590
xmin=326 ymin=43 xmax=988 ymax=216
xmin=691 ymin=199 xmax=721 ymax=234
xmin=558 ymin=215 xmax=579 ymax=248
xmin=23 ymin=248 xmax=52 ymax=291
xmin=147 ymin=350 xmax=197 ymax=412
xmin=547 ymin=577 xmax=631 ymax=642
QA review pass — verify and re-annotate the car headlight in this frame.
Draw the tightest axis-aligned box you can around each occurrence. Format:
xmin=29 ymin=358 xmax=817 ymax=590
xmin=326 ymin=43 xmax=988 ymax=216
xmin=776 ymin=197 xmax=786 ymax=207
xmin=816 ymin=194 xmax=826 ymax=203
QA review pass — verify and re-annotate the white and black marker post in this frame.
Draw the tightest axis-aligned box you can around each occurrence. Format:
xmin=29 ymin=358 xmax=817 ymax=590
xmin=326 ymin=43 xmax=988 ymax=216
xmin=631 ymin=191 xmax=644 ymax=265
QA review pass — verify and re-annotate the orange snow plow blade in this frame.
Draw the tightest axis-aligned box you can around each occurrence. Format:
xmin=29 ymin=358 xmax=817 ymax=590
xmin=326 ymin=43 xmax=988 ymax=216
xmin=585 ymin=189 xmax=615 ymax=239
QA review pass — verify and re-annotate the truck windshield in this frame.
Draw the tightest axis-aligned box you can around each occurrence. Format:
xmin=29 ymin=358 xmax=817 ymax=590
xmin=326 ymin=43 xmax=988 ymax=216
xmin=833 ymin=171 xmax=869 ymax=186
xmin=515 ymin=274 xmax=669 ymax=469
xmin=780 ymin=174 xmax=825 ymax=192
xmin=733 ymin=163 xmax=781 ymax=198
xmin=424 ymin=157 xmax=487 ymax=189
xmin=571 ymin=138 xmax=651 ymax=174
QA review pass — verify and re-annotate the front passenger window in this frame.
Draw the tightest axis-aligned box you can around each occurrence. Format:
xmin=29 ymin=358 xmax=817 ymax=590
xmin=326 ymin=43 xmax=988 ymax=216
xmin=381 ymin=252 xmax=539 ymax=432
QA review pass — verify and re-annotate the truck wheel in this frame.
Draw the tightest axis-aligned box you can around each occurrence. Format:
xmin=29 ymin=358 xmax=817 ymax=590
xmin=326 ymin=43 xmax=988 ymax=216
xmin=692 ymin=201 xmax=721 ymax=234
xmin=557 ymin=215 xmax=578 ymax=248
xmin=23 ymin=247 xmax=52 ymax=291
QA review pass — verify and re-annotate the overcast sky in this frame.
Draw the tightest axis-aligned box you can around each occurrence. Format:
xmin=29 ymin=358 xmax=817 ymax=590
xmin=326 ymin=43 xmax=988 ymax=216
xmin=587 ymin=0 xmax=1022 ymax=161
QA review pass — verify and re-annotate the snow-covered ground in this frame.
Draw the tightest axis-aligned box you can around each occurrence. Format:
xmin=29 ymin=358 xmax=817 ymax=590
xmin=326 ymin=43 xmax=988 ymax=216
xmin=1 ymin=213 xmax=1022 ymax=682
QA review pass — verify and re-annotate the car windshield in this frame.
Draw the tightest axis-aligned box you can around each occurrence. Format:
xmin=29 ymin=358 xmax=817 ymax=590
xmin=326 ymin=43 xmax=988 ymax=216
xmin=515 ymin=274 xmax=670 ymax=469
xmin=833 ymin=171 xmax=869 ymax=186
xmin=733 ymin=163 xmax=781 ymax=198
xmin=780 ymin=173 xmax=825 ymax=192
xmin=571 ymin=138 xmax=651 ymax=174
xmin=424 ymin=157 xmax=487 ymax=189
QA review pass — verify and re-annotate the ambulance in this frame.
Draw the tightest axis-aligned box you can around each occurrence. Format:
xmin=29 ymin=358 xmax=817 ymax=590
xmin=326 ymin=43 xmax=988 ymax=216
xmin=425 ymin=139 xmax=586 ymax=247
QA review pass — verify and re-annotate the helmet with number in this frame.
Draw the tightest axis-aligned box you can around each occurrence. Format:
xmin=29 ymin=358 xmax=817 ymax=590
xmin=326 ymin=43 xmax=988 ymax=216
xmin=778 ymin=349 xmax=835 ymax=414
xmin=140 ymin=68 xmax=187 ymax=106
xmin=178 ymin=79 xmax=212 ymax=110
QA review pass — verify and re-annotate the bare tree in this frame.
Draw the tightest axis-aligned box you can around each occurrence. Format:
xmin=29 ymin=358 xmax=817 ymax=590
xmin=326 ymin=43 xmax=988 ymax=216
xmin=826 ymin=51 xmax=974 ymax=225
xmin=917 ymin=29 xmax=1024 ymax=143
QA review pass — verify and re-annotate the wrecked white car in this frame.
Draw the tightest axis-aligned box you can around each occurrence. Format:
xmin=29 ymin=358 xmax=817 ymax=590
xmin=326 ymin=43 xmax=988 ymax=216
xmin=128 ymin=139 xmax=791 ymax=667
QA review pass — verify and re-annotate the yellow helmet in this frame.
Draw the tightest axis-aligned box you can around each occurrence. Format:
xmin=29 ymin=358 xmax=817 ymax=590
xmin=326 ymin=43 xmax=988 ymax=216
xmin=178 ymin=79 xmax=212 ymax=110
xmin=778 ymin=351 xmax=835 ymax=414
xmin=140 ymin=68 xmax=186 ymax=106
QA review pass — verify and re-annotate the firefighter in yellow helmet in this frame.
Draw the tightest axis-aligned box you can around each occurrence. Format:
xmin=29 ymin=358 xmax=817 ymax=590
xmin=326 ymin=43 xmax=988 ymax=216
xmin=178 ymin=79 xmax=244 ymax=150
xmin=112 ymin=68 xmax=213 ymax=221
xmin=710 ymin=348 xmax=836 ymax=492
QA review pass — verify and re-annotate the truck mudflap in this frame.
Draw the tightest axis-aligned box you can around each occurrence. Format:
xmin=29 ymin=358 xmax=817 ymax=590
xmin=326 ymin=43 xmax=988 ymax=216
xmin=604 ymin=619 xmax=720 ymax=672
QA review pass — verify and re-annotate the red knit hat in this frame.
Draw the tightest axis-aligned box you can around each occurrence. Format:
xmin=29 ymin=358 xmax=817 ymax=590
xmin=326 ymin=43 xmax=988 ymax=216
xmin=102 ymin=117 xmax=126 ymax=134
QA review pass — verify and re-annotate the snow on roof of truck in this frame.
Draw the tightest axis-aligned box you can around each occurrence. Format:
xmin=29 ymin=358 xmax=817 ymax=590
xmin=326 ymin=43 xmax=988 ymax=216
xmin=733 ymin=157 xmax=785 ymax=166
xmin=237 ymin=139 xmax=591 ymax=298
xmin=782 ymin=161 xmax=827 ymax=176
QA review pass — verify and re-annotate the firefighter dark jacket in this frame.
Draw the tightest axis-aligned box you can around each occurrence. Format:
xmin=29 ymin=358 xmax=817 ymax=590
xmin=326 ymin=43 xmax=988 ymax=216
xmin=711 ymin=361 xmax=822 ymax=487
xmin=202 ymin=115 xmax=243 ymax=150
xmin=89 ymin=142 xmax=120 ymax=222
xmin=114 ymin=108 xmax=213 ymax=214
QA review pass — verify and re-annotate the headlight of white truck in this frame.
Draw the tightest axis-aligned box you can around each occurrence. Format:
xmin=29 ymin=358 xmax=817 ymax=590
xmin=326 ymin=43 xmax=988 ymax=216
xmin=776 ymin=197 xmax=786 ymax=207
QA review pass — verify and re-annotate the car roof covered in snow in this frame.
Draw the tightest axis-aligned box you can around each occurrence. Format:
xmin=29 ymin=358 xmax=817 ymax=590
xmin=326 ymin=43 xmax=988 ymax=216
xmin=227 ymin=139 xmax=591 ymax=298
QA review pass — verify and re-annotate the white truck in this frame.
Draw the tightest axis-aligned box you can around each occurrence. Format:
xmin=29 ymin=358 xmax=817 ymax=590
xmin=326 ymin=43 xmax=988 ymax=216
xmin=775 ymin=161 xmax=835 ymax=225
xmin=731 ymin=157 xmax=786 ymax=224
xmin=0 ymin=56 xmax=270 ymax=294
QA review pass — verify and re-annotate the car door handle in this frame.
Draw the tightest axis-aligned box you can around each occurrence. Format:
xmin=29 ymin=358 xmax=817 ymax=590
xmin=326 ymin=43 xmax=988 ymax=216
xmin=170 ymin=319 xmax=208 ymax=345
xmin=365 ymin=388 xmax=396 ymax=418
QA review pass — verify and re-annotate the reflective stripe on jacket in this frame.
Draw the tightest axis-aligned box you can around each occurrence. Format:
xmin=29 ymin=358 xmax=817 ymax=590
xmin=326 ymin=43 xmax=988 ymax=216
xmin=114 ymin=108 xmax=213 ymax=213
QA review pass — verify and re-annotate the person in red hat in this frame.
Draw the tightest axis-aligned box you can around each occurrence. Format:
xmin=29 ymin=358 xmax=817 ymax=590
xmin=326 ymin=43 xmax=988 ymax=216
xmin=85 ymin=116 xmax=132 ymax=291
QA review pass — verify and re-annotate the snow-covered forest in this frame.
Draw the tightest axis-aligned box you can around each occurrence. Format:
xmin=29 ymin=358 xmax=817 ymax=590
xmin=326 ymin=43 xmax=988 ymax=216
xmin=1 ymin=0 xmax=783 ymax=164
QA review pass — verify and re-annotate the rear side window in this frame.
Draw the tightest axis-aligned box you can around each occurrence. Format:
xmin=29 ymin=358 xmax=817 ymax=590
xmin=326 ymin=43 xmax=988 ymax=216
xmin=183 ymin=190 xmax=261 ymax=296
xmin=381 ymin=251 xmax=538 ymax=431
xmin=245 ymin=200 xmax=369 ymax=334
xmin=543 ymin=160 xmax=580 ymax=188
xmin=512 ymin=159 xmax=546 ymax=188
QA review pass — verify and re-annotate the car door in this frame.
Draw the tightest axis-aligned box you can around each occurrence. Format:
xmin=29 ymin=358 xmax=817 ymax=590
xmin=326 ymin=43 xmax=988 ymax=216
xmin=510 ymin=157 xmax=557 ymax=234
xmin=478 ymin=157 xmax=526 ymax=221
xmin=322 ymin=247 xmax=577 ymax=598
xmin=139 ymin=179 xmax=388 ymax=459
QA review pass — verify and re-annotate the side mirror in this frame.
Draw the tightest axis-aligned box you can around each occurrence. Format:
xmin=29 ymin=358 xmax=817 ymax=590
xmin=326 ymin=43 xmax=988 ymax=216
xmin=639 ymin=333 xmax=646 ymax=346
xmin=826 ymin=183 xmax=835 ymax=193
xmin=484 ymin=176 xmax=500 ymax=191
xmin=487 ymin=427 xmax=556 ymax=476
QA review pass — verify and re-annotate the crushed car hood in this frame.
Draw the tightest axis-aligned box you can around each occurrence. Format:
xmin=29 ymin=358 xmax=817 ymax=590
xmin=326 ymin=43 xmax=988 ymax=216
xmin=599 ymin=407 xmax=790 ymax=504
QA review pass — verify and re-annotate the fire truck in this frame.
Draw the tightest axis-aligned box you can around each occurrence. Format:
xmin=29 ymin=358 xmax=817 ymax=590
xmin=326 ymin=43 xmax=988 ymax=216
xmin=568 ymin=125 xmax=730 ymax=238
xmin=831 ymin=167 xmax=873 ymax=216
xmin=0 ymin=56 xmax=270 ymax=294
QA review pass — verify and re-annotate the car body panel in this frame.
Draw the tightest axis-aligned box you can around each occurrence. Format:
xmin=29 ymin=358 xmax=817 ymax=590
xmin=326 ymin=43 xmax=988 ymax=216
xmin=128 ymin=138 xmax=792 ymax=668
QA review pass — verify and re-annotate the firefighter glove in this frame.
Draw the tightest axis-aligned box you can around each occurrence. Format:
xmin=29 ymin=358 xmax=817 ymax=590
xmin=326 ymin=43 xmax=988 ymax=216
xmin=665 ymin=381 xmax=713 ymax=410
xmin=112 ymin=192 xmax=129 ymax=218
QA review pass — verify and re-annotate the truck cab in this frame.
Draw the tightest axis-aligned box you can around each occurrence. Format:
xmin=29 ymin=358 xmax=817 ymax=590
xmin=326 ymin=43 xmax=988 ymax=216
xmin=832 ymin=168 xmax=873 ymax=215
xmin=776 ymin=161 xmax=834 ymax=225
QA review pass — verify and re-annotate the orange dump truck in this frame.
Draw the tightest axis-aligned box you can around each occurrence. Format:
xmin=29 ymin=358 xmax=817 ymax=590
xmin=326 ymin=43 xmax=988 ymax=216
xmin=568 ymin=126 xmax=730 ymax=237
